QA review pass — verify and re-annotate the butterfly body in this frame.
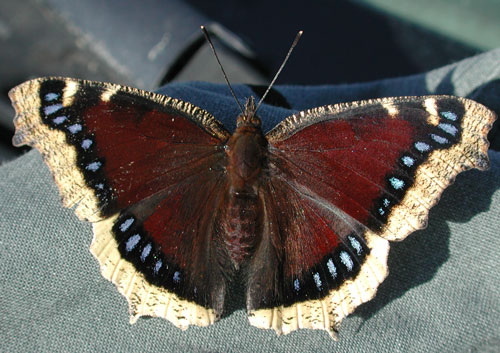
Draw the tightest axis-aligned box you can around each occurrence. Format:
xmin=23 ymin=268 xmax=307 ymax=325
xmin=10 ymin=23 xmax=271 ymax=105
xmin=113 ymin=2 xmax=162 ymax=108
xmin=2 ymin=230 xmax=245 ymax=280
xmin=9 ymin=77 xmax=495 ymax=339
xmin=222 ymin=97 xmax=268 ymax=267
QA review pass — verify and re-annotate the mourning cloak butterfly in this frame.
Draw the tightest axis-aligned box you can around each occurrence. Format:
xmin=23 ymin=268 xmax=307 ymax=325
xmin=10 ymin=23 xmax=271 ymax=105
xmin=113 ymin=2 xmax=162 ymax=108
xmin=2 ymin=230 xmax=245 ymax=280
xmin=9 ymin=77 xmax=495 ymax=340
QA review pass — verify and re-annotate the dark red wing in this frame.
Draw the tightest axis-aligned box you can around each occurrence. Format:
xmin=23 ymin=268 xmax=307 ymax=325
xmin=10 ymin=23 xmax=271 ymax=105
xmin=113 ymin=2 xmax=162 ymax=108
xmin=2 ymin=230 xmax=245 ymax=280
xmin=247 ymin=96 xmax=494 ymax=337
xmin=11 ymin=77 xmax=230 ymax=222
xmin=98 ymin=167 xmax=233 ymax=323
xmin=247 ymin=172 xmax=389 ymax=337
xmin=266 ymin=96 xmax=492 ymax=241
xmin=10 ymin=77 xmax=233 ymax=328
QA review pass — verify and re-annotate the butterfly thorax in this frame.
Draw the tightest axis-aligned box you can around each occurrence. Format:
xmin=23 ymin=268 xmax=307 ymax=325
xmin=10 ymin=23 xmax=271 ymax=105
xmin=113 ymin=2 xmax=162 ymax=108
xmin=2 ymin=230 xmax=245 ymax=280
xmin=222 ymin=104 xmax=267 ymax=267
xmin=226 ymin=98 xmax=266 ymax=190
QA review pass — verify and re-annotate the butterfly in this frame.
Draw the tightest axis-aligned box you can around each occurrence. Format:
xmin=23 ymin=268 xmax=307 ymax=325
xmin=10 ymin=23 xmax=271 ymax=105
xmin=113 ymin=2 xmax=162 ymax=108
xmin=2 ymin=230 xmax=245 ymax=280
xmin=9 ymin=76 xmax=495 ymax=340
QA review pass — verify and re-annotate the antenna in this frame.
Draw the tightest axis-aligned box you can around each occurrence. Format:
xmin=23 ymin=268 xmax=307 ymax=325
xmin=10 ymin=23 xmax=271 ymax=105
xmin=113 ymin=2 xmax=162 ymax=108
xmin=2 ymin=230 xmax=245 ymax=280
xmin=201 ymin=26 xmax=303 ymax=116
xmin=201 ymin=25 xmax=245 ymax=114
xmin=255 ymin=30 xmax=303 ymax=113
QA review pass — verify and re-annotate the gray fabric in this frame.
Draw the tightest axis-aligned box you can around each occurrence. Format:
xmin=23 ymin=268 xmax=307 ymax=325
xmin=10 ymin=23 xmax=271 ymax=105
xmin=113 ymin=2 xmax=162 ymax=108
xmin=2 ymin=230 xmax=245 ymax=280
xmin=1 ymin=49 xmax=499 ymax=352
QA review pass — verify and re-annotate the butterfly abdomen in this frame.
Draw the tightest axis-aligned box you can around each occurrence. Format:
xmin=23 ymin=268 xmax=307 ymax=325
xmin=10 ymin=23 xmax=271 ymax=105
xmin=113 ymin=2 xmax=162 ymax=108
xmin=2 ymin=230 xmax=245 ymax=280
xmin=221 ymin=191 xmax=262 ymax=267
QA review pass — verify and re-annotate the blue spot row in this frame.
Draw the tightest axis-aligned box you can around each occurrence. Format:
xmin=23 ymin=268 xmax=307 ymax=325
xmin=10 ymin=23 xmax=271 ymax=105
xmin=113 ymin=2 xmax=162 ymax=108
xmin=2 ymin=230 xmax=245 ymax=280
xmin=115 ymin=214 xmax=185 ymax=292
xmin=292 ymin=234 xmax=365 ymax=296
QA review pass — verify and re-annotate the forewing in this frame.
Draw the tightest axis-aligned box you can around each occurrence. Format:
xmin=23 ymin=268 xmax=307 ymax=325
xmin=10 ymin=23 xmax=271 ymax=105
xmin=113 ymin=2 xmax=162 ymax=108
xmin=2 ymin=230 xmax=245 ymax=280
xmin=266 ymin=96 xmax=494 ymax=241
xmin=10 ymin=77 xmax=230 ymax=222
xmin=247 ymin=96 xmax=495 ymax=338
xmin=10 ymin=77 xmax=232 ymax=328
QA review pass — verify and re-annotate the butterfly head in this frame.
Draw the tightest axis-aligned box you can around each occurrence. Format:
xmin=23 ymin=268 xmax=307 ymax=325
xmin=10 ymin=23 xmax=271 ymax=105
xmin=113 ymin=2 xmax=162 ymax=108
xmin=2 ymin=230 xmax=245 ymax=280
xmin=236 ymin=97 xmax=262 ymax=129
